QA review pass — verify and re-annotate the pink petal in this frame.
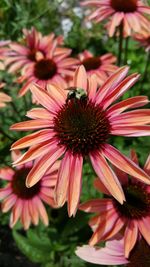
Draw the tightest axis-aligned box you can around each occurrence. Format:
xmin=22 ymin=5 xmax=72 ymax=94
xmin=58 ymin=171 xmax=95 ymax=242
xmin=68 ymin=154 xmax=83 ymax=216
xmin=130 ymin=149 xmax=139 ymax=165
xmin=88 ymin=74 xmax=98 ymax=101
xmin=10 ymin=119 xmax=52 ymax=131
xmin=2 ymin=194 xmax=17 ymax=212
xmin=34 ymin=196 xmax=49 ymax=226
xmin=55 ymin=151 xmax=72 ymax=207
xmin=138 ymin=217 xmax=150 ymax=245
xmin=73 ymin=65 xmax=88 ymax=91
xmin=11 ymin=129 xmax=54 ymax=150
xmin=21 ymin=201 xmax=31 ymax=230
xmin=111 ymin=109 xmax=150 ymax=126
xmin=10 ymin=199 xmax=23 ymax=228
xmin=28 ymin=198 xmax=39 ymax=225
xmin=89 ymin=209 xmax=119 ymax=245
xmin=103 ymin=144 xmax=150 ymax=184
xmin=107 ymin=96 xmax=149 ymax=118
xmin=144 ymin=155 xmax=150 ymax=175
xmin=0 ymin=185 xmax=12 ymax=200
xmin=79 ymin=199 xmax=113 ymax=213
xmin=26 ymin=108 xmax=52 ymax=120
xmin=103 ymin=73 xmax=140 ymax=109
xmin=13 ymin=140 xmax=57 ymax=166
xmin=95 ymin=66 xmax=129 ymax=105
xmin=111 ymin=125 xmax=150 ymax=136
xmin=90 ymin=151 xmax=125 ymax=204
xmin=94 ymin=178 xmax=111 ymax=195
xmin=75 ymin=245 xmax=128 ymax=265
xmin=124 ymin=220 xmax=138 ymax=258
xmin=30 ymin=83 xmax=59 ymax=114
xmin=0 ymin=167 xmax=14 ymax=180
xmin=26 ymin=146 xmax=65 ymax=187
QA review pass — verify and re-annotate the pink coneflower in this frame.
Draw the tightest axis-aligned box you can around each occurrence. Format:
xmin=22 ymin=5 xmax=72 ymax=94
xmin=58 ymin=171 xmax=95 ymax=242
xmin=78 ymin=50 xmax=117 ymax=85
xmin=76 ymin=235 xmax=150 ymax=266
xmin=76 ymin=235 xmax=129 ymax=265
xmin=10 ymin=66 xmax=150 ymax=217
xmin=134 ymin=28 xmax=150 ymax=52
xmin=0 ymin=150 xmax=59 ymax=230
xmin=5 ymin=27 xmax=63 ymax=73
xmin=80 ymin=150 xmax=150 ymax=257
xmin=15 ymin=40 xmax=79 ymax=96
xmin=0 ymin=83 xmax=11 ymax=108
xmin=81 ymin=0 xmax=150 ymax=36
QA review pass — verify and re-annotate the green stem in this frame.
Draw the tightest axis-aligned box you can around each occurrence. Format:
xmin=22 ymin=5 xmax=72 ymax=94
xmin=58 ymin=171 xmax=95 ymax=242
xmin=142 ymin=51 xmax=150 ymax=82
xmin=124 ymin=37 xmax=129 ymax=65
xmin=118 ymin=22 xmax=124 ymax=66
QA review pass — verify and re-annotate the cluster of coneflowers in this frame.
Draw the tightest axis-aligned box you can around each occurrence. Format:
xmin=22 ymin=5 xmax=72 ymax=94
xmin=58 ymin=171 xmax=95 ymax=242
xmin=0 ymin=0 xmax=150 ymax=266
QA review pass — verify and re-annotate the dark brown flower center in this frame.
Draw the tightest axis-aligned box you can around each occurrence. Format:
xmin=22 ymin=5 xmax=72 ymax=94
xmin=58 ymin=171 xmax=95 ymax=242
xmin=53 ymin=90 xmax=110 ymax=156
xmin=111 ymin=0 xmax=137 ymax=13
xmin=12 ymin=167 xmax=41 ymax=199
xmin=114 ymin=183 xmax=150 ymax=219
xmin=127 ymin=238 xmax=150 ymax=267
xmin=34 ymin=59 xmax=57 ymax=80
xmin=27 ymin=49 xmax=37 ymax=61
xmin=82 ymin=57 xmax=101 ymax=71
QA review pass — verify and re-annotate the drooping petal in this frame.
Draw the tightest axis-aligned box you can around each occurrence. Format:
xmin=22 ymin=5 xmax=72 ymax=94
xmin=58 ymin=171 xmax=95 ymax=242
xmin=10 ymin=199 xmax=23 ymax=228
xmin=79 ymin=199 xmax=113 ymax=213
xmin=34 ymin=196 xmax=49 ymax=226
xmin=89 ymin=208 xmax=119 ymax=245
xmin=76 ymin=244 xmax=128 ymax=265
xmin=26 ymin=146 xmax=65 ymax=187
xmin=55 ymin=151 xmax=72 ymax=208
xmin=11 ymin=129 xmax=54 ymax=150
xmin=68 ymin=154 xmax=83 ymax=216
xmin=90 ymin=151 xmax=125 ymax=204
xmin=138 ymin=217 xmax=150 ymax=245
xmin=94 ymin=178 xmax=111 ymax=195
xmin=103 ymin=144 xmax=150 ymax=184
xmin=124 ymin=220 xmax=138 ymax=258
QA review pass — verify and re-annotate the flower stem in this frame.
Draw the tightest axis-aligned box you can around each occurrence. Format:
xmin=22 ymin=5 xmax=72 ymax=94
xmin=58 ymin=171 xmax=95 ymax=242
xmin=118 ymin=22 xmax=123 ymax=66
xmin=142 ymin=51 xmax=150 ymax=82
xmin=124 ymin=37 xmax=129 ymax=65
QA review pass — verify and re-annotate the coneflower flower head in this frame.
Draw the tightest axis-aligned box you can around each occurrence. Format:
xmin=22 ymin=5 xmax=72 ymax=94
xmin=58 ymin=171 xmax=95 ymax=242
xmin=10 ymin=66 xmax=150 ymax=217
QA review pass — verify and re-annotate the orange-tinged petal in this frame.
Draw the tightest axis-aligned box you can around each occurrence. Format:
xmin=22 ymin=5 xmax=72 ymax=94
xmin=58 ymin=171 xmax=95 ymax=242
xmin=73 ymin=65 xmax=88 ymax=91
xmin=55 ymin=151 xmax=71 ymax=207
xmin=138 ymin=217 xmax=150 ymax=245
xmin=89 ymin=209 xmax=118 ymax=245
xmin=95 ymin=66 xmax=129 ymax=105
xmin=26 ymin=108 xmax=52 ymax=120
xmin=103 ymin=144 xmax=150 ymax=184
xmin=35 ymin=197 xmax=49 ymax=226
xmin=11 ymin=129 xmax=54 ymax=150
xmin=107 ymin=96 xmax=149 ymax=118
xmin=124 ymin=220 xmax=138 ymax=258
xmin=26 ymin=146 xmax=64 ymax=187
xmin=90 ymin=151 xmax=125 ymax=204
xmin=30 ymin=83 xmax=59 ymax=114
xmin=10 ymin=119 xmax=52 ymax=131
xmin=10 ymin=199 xmax=23 ymax=228
xmin=68 ymin=154 xmax=83 ymax=217
xmin=79 ymin=199 xmax=113 ymax=213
